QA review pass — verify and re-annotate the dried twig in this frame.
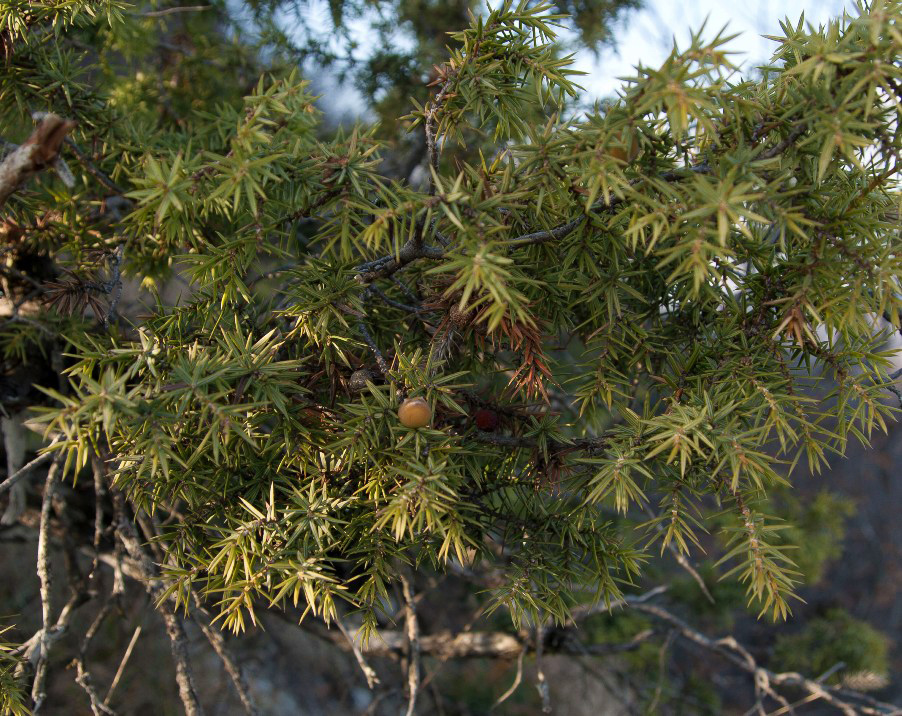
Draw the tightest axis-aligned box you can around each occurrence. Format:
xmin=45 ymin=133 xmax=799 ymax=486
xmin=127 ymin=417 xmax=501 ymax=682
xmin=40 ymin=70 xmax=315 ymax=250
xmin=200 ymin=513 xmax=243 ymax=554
xmin=30 ymin=456 xmax=62 ymax=712
xmin=563 ymin=584 xmax=669 ymax=627
xmin=0 ymin=448 xmax=55 ymax=495
xmin=492 ymin=644 xmax=526 ymax=709
xmin=335 ymin=614 xmax=380 ymax=690
xmin=647 ymin=629 xmax=677 ymax=714
xmin=534 ymin=620 xmax=552 ymax=714
xmin=400 ymin=573 xmax=421 ymax=716
xmin=128 ymin=491 xmax=259 ymax=716
xmin=7 ymin=507 xmax=896 ymax=716
xmin=104 ymin=624 xmax=142 ymax=706
xmin=141 ymin=5 xmax=211 ymax=17
xmin=74 ymin=600 xmax=119 ymax=716
xmin=357 ymin=321 xmax=390 ymax=375
xmin=643 ymin=504 xmax=715 ymax=604
xmin=110 ymin=489 xmax=206 ymax=716
xmin=190 ymin=595 xmax=260 ymax=716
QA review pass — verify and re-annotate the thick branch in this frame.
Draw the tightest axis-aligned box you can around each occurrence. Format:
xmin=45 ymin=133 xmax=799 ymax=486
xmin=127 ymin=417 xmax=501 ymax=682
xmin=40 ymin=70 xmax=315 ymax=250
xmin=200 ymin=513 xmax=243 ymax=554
xmin=0 ymin=115 xmax=76 ymax=208
xmin=356 ymin=239 xmax=444 ymax=283
xmin=505 ymin=215 xmax=587 ymax=248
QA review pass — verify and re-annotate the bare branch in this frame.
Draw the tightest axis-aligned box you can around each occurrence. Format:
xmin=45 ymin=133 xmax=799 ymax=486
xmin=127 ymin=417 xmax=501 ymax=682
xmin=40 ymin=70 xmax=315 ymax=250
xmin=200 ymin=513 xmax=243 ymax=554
xmin=646 ymin=629 xmax=676 ymax=715
xmin=564 ymin=584 xmax=669 ymax=626
xmin=190 ymin=596 xmax=260 ymax=716
xmin=357 ymin=628 xmax=524 ymax=659
xmin=0 ymin=448 xmax=55 ymax=496
xmin=354 ymin=164 xmax=710 ymax=283
xmin=110 ymin=489 xmax=206 ymax=716
xmin=335 ymin=615 xmax=380 ymax=690
xmin=401 ymin=573 xmax=421 ymax=716
xmin=104 ymin=245 xmax=125 ymax=327
xmin=630 ymin=602 xmax=898 ymax=716
xmin=30 ymin=456 xmax=62 ymax=712
xmin=357 ymin=321 xmax=390 ymax=375
xmin=104 ymin=624 xmax=142 ymax=707
xmin=74 ymin=667 xmax=117 ymax=716
xmin=140 ymin=5 xmax=211 ymax=17
xmin=506 ymin=216 xmax=586 ymax=248
xmin=62 ymin=138 xmax=127 ymax=195
xmin=0 ymin=115 xmax=76 ymax=208
xmin=492 ymin=644 xmax=526 ymax=709
xmin=370 ymin=285 xmax=424 ymax=314
xmin=89 ymin=456 xmax=107 ymax=583
xmin=423 ymin=74 xmax=457 ymax=197
xmin=471 ymin=429 xmax=613 ymax=455
xmin=643 ymin=505 xmax=715 ymax=604
xmin=74 ymin=600 xmax=119 ymax=716
xmin=8 ymin=514 xmax=893 ymax=716
xmin=757 ymin=123 xmax=808 ymax=162
xmin=356 ymin=239 xmax=444 ymax=283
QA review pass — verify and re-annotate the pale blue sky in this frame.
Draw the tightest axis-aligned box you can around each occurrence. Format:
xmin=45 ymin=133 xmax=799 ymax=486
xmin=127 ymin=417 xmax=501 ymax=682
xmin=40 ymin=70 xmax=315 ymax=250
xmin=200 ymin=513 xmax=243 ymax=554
xmin=301 ymin=0 xmax=853 ymax=117
xmin=575 ymin=0 xmax=850 ymax=98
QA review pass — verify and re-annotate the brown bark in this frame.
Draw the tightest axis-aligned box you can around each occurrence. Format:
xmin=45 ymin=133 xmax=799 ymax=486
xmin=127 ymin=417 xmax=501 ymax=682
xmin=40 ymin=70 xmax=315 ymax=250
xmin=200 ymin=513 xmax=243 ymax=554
xmin=0 ymin=115 xmax=76 ymax=208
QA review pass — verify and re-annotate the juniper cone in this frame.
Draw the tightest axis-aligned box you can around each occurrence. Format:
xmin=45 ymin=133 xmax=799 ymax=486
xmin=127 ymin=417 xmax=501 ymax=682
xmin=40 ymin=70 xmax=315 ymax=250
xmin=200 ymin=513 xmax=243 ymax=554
xmin=448 ymin=303 xmax=473 ymax=328
xmin=398 ymin=397 xmax=433 ymax=428
xmin=474 ymin=408 xmax=499 ymax=431
xmin=1 ymin=0 xmax=902 ymax=713
xmin=349 ymin=368 xmax=376 ymax=393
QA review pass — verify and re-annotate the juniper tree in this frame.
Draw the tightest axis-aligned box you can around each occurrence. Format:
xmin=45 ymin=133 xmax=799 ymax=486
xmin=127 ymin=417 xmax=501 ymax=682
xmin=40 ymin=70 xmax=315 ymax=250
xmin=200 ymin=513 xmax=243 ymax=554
xmin=1 ymin=0 xmax=901 ymax=714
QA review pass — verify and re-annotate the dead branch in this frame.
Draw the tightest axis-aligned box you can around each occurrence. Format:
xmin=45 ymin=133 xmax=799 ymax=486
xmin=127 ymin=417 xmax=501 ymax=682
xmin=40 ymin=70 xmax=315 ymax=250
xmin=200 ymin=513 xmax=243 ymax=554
xmin=30 ymin=456 xmax=62 ymax=712
xmin=0 ymin=448 xmax=56 ymax=496
xmin=335 ymin=614 xmax=380 ymax=690
xmin=190 ymin=595 xmax=260 ymax=716
xmin=400 ymin=572 xmax=421 ymax=716
xmin=109 ymin=488 xmax=206 ymax=716
xmin=0 ymin=115 xmax=76 ymax=208
xmin=630 ymin=603 xmax=900 ymax=716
